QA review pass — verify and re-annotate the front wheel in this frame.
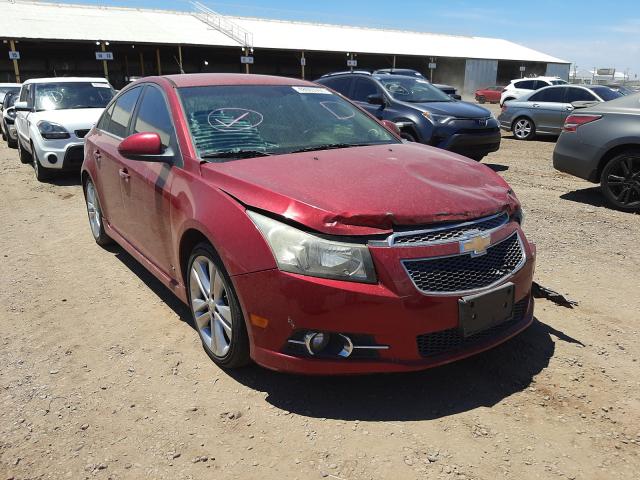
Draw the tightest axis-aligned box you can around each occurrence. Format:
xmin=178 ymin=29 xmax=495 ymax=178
xmin=512 ymin=117 xmax=535 ymax=140
xmin=32 ymin=149 xmax=52 ymax=182
xmin=84 ymin=178 xmax=112 ymax=246
xmin=400 ymin=131 xmax=417 ymax=142
xmin=18 ymin=138 xmax=31 ymax=164
xmin=478 ymin=96 xmax=486 ymax=104
xmin=187 ymin=243 xmax=250 ymax=369
xmin=600 ymin=151 xmax=640 ymax=212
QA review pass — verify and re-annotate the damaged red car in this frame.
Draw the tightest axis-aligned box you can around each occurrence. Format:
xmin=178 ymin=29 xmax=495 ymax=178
xmin=81 ymin=73 xmax=535 ymax=374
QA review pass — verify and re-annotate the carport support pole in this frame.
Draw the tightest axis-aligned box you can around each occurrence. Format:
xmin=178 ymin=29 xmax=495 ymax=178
xmin=156 ymin=48 xmax=162 ymax=75
xmin=100 ymin=42 xmax=109 ymax=81
xmin=301 ymin=51 xmax=305 ymax=79
xmin=392 ymin=55 xmax=396 ymax=70
xmin=178 ymin=45 xmax=184 ymax=74
xmin=9 ymin=40 xmax=20 ymax=83
xmin=139 ymin=52 xmax=145 ymax=76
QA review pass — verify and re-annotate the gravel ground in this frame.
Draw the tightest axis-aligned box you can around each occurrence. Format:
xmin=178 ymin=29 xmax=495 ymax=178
xmin=1 ymin=105 xmax=639 ymax=480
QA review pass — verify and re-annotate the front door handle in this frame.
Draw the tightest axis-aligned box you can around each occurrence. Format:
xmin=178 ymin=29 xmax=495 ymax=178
xmin=93 ymin=150 xmax=102 ymax=164
xmin=532 ymin=103 xmax=540 ymax=108
xmin=565 ymin=106 xmax=574 ymax=111
xmin=118 ymin=168 xmax=130 ymax=180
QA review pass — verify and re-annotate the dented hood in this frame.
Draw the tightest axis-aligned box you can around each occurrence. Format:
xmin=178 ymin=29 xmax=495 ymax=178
xmin=200 ymin=142 xmax=519 ymax=235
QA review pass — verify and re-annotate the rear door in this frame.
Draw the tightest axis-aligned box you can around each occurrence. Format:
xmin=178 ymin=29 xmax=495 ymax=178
xmin=119 ymin=83 xmax=180 ymax=277
xmin=527 ymin=87 xmax=566 ymax=134
xmin=91 ymin=86 xmax=142 ymax=233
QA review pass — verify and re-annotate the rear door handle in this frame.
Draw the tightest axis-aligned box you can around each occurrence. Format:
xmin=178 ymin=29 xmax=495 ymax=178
xmin=118 ymin=168 xmax=130 ymax=180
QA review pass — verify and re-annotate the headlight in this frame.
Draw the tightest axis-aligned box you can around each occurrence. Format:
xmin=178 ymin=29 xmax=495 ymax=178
xmin=248 ymin=211 xmax=377 ymax=283
xmin=37 ymin=120 xmax=70 ymax=140
xmin=421 ymin=111 xmax=452 ymax=124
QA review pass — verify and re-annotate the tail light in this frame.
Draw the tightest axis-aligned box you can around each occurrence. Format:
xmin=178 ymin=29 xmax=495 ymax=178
xmin=563 ymin=114 xmax=602 ymax=132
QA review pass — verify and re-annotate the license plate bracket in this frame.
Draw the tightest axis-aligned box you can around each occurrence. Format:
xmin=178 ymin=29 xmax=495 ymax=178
xmin=458 ymin=283 xmax=515 ymax=337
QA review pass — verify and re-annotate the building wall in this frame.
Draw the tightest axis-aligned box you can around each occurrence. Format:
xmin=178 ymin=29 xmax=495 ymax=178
xmin=463 ymin=59 xmax=498 ymax=96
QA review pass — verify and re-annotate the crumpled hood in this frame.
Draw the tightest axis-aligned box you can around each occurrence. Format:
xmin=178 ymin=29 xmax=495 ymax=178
xmin=413 ymin=100 xmax=492 ymax=118
xmin=29 ymin=108 xmax=103 ymax=130
xmin=201 ymin=142 xmax=519 ymax=236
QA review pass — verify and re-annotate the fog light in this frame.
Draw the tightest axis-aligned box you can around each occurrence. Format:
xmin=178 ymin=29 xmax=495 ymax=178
xmin=304 ymin=332 xmax=330 ymax=355
xmin=47 ymin=154 xmax=58 ymax=164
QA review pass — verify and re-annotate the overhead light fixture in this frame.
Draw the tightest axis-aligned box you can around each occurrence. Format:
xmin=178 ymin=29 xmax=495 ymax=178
xmin=105 ymin=41 xmax=110 ymax=46
xmin=204 ymin=60 xmax=209 ymax=66
xmin=95 ymin=41 xmax=100 ymax=45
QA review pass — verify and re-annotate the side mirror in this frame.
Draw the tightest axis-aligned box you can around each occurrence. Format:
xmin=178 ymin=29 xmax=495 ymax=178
xmin=571 ymin=100 xmax=599 ymax=109
xmin=118 ymin=132 xmax=172 ymax=163
xmin=367 ymin=94 xmax=385 ymax=106
xmin=14 ymin=101 xmax=31 ymax=112
xmin=450 ymin=94 xmax=462 ymax=101
xmin=381 ymin=119 xmax=401 ymax=136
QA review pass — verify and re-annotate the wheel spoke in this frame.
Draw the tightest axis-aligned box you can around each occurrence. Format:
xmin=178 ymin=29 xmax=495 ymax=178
xmin=211 ymin=313 xmax=229 ymax=355
xmin=192 ymin=261 xmax=210 ymax=300
xmin=192 ymin=297 xmax=208 ymax=312
xmin=211 ymin=269 xmax=224 ymax=301
xmin=620 ymin=159 xmax=631 ymax=177
xmin=194 ymin=309 xmax=211 ymax=330
xmin=216 ymin=306 xmax=233 ymax=338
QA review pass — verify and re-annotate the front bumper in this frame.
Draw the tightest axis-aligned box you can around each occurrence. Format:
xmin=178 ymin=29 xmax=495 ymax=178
xmin=440 ymin=128 xmax=502 ymax=158
xmin=233 ymin=223 xmax=535 ymax=374
xmin=31 ymin=131 xmax=87 ymax=171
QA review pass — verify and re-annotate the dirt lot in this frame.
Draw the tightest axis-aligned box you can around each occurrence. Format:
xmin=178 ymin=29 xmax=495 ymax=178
xmin=1 ymin=105 xmax=639 ymax=480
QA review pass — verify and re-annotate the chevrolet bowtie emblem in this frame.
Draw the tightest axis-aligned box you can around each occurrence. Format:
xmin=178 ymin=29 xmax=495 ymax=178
xmin=460 ymin=233 xmax=491 ymax=256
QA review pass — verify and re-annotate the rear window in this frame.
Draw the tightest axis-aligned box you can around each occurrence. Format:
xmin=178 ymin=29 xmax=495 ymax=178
xmin=590 ymin=86 xmax=622 ymax=102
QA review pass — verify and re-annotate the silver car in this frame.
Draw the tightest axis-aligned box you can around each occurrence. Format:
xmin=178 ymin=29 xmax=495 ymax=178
xmin=498 ymin=85 xmax=621 ymax=140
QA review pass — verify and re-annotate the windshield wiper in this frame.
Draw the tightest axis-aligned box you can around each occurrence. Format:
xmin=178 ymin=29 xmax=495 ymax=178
xmin=201 ymin=150 xmax=272 ymax=160
xmin=289 ymin=143 xmax=372 ymax=154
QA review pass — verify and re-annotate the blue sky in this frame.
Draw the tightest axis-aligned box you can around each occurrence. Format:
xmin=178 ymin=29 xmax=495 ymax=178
xmin=47 ymin=0 xmax=640 ymax=77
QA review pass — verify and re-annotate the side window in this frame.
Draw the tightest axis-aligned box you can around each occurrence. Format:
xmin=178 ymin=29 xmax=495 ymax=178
xmin=97 ymin=103 xmax=115 ymax=131
xmin=566 ymin=88 xmax=597 ymax=103
xmin=530 ymin=87 xmax=565 ymax=102
xmin=133 ymin=85 xmax=174 ymax=148
xmin=533 ymin=80 xmax=549 ymax=90
xmin=322 ymin=77 xmax=352 ymax=97
xmin=19 ymin=85 xmax=28 ymax=102
xmin=352 ymin=78 xmax=380 ymax=102
xmin=108 ymin=87 xmax=142 ymax=138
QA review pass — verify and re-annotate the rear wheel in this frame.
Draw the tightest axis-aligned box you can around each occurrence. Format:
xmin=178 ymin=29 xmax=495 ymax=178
xmin=18 ymin=138 xmax=31 ymax=164
xmin=512 ymin=117 xmax=535 ymax=140
xmin=187 ymin=243 xmax=250 ymax=369
xmin=84 ymin=178 xmax=112 ymax=246
xmin=600 ymin=151 xmax=640 ymax=212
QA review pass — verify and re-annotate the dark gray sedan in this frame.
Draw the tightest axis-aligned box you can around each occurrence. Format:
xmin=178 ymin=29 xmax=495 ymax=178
xmin=553 ymin=93 xmax=640 ymax=211
xmin=498 ymin=85 xmax=621 ymax=140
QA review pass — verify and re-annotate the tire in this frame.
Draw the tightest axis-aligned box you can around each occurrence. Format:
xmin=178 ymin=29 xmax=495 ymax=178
xmin=1 ymin=125 xmax=5 ymax=141
xmin=187 ymin=243 xmax=250 ymax=369
xmin=600 ymin=150 xmax=640 ymax=212
xmin=400 ymin=131 xmax=417 ymax=142
xmin=32 ymin=147 xmax=52 ymax=182
xmin=84 ymin=178 xmax=113 ymax=246
xmin=18 ymin=138 xmax=31 ymax=164
xmin=478 ymin=96 xmax=486 ymax=104
xmin=512 ymin=117 xmax=535 ymax=140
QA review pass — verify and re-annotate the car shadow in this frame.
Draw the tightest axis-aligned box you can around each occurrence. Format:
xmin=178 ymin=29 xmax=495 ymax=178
xmin=45 ymin=172 xmax=82 ymax=187
xmin=484 ymin=163 xmax=509 ymax=172
xmin=560 ymin=187 xmax=606 ymax=208
xmin=108 ymin=246 xmax=567 ymax=422
xmin=503 ymin=134 xmax=558 ymax=143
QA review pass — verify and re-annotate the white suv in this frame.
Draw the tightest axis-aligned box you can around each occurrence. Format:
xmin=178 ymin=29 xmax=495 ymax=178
xmin=14 ymin=77 xmax=115 ymax=181
xmin=500 ymin=76 xmax=568 ymax=106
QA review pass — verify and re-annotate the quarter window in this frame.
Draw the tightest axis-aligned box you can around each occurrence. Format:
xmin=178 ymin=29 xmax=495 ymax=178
xmin=133 ymin=86 xmax=174 ymax=148
xmin=97 ymin=103 xmax=115 ymax=131
xmin=108 ymin=87 xmax=142 ymax=138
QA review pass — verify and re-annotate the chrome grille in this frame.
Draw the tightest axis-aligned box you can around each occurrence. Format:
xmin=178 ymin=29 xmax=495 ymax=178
xmin=403 ymin=232 xmax=525 ymax=294
xmin=391 ymin=212 xmax=508 ymax=246
xmin=416 ymin=296 xmax=530 ymax=358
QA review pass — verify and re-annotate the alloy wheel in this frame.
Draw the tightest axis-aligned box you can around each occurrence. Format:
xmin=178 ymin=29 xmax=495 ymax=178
xmin=513 ymin=119 xmax=532 ymax=140
xmin=85 ymin=181 xmax=102 ymax=239
xmin=189 ymin=256 xmax=233 ymax=358
xmin=603 ymin=155 xmax=640 ymax=210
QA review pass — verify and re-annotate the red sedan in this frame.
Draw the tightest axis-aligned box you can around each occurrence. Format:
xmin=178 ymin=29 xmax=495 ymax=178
xmin=475 ymin=86 xmax=505 ymax=104
xmin=81 ymin=73 xmax=535 ymax=374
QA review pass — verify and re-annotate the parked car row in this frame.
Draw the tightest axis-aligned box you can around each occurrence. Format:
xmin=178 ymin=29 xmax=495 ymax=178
xmin=4 ymin=72 xmax=536 ymax=375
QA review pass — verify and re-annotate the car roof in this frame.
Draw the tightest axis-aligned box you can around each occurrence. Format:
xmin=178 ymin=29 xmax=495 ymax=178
xmin=160 ymin=73 xmax=316 ymax=88
xmin=320 ymin=71 xmax=372 ymax=78
xmin=23 ymin=77 xmax=109 ymax=84
xmin=0 ymin=83 xmax=21 ymax=87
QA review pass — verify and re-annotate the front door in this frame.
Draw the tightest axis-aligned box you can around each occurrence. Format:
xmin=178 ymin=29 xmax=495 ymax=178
xmin=118 ymin=84 xmax=180 ymax=279
xmin=527 ymin=87 xmax=567 ymax=134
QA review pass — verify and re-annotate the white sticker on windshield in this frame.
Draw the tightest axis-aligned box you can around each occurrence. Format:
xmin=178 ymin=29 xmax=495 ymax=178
xmin=92 ymin=83 xmax=110 ymax=88
xmin=292 ymin=86 xmax=332 ymax=94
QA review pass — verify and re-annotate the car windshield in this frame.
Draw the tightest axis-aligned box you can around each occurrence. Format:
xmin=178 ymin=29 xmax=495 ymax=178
xmin=178 ymin=85 xmax=399 ymax=160
xmin=4 ymin=92 xmax=18 ymax=108
xmin=377 ymin=77 xmax=452 ymax=103
xmin=590 ymin=86 xmax=623 ymax=101
xmin=34 ymin=82 xmax=114 ymax=111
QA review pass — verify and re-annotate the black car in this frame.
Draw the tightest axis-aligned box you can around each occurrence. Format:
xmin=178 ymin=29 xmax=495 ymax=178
xmin=373 ymin=69 xmax=462 ymax=100
xmin=316 ymin=72 xmax=500 ymax=161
